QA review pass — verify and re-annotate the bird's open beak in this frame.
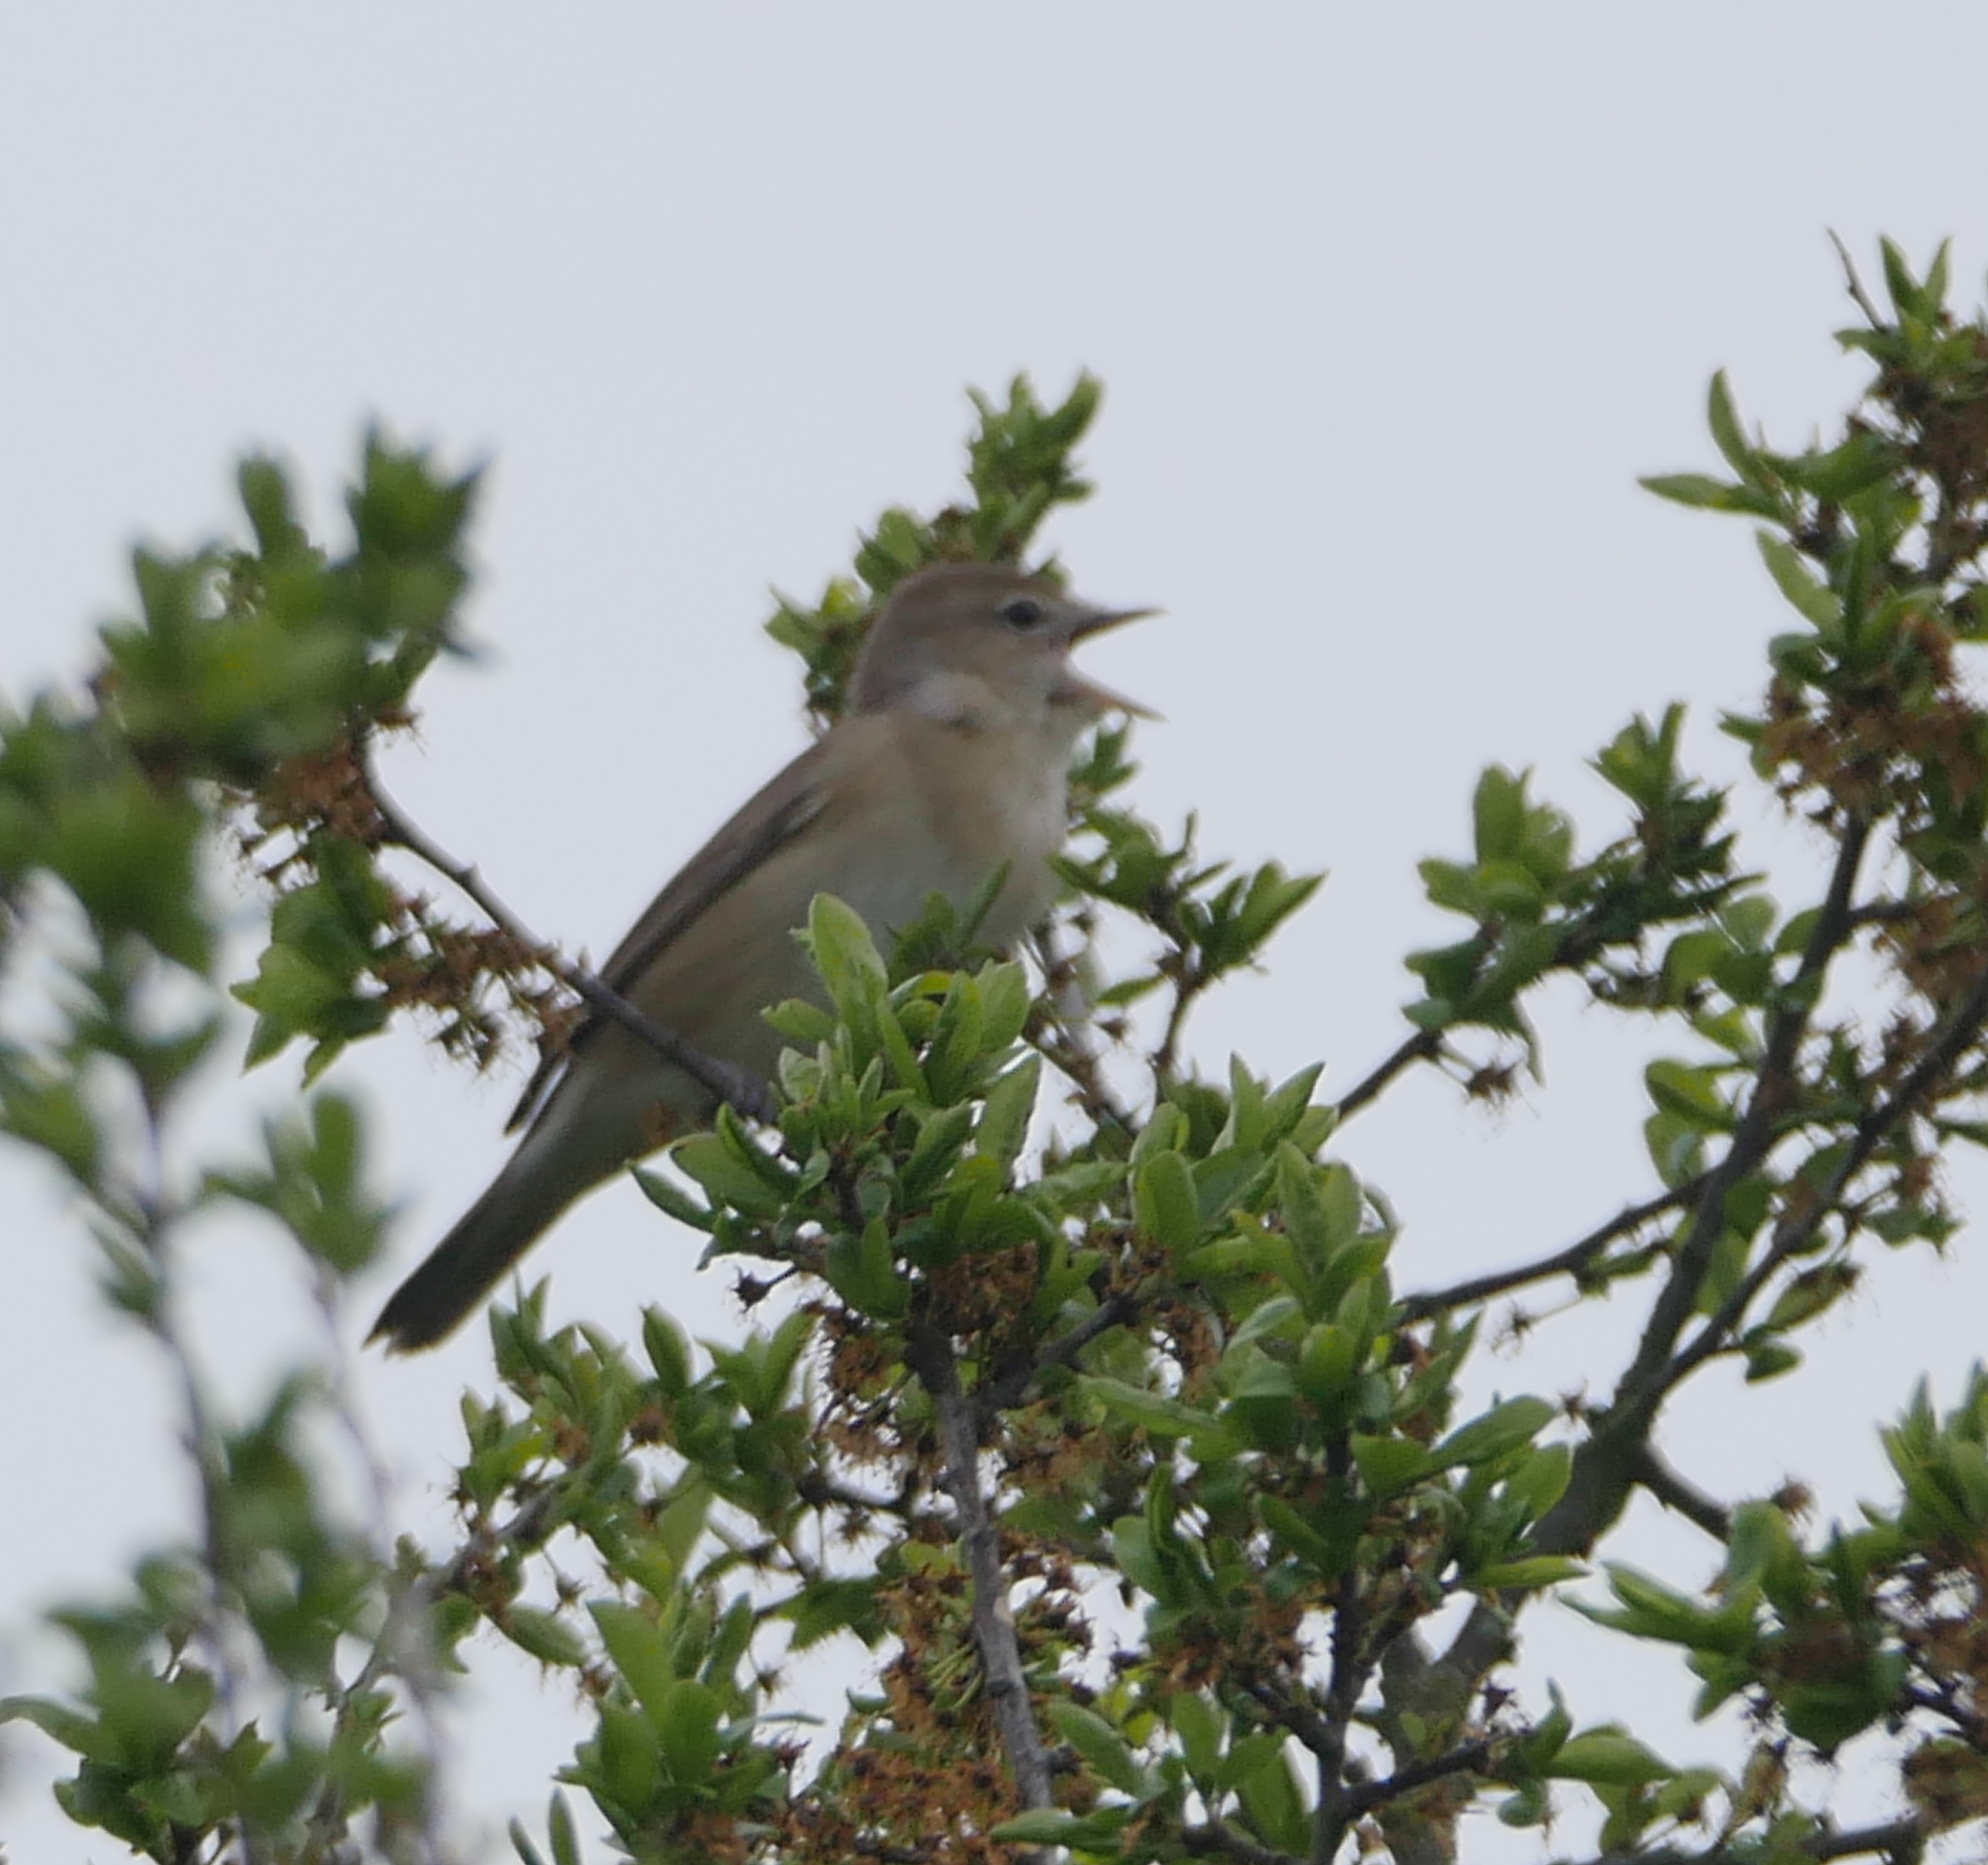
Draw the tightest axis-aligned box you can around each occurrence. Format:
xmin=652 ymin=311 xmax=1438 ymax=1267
xmin=1061 ymin=605 xmax=1160 ymax=719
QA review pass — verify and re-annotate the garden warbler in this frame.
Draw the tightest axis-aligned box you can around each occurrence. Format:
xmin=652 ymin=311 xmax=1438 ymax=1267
xmin=369 ymin=561 xmax=1150 ymax=1350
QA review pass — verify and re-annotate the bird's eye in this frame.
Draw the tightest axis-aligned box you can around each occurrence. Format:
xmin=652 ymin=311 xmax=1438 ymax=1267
xmin=998 ymin=595 xmax=1047 ymax=630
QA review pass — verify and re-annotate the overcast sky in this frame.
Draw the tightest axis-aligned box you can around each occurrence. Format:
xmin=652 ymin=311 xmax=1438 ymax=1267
xmin=7 ymin=8 xmax=1988 ymax=1861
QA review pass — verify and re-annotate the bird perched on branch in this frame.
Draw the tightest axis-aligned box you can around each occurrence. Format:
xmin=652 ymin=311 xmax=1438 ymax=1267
xmin=370 ymin=560 xmax=1151 ymax=1350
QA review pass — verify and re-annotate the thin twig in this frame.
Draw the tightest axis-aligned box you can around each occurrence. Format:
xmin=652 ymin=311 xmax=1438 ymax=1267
xmin=1334 ymin=1028 xmax=1445 ymax=1122
xmin=1031 ymin=919 xmax=1139 ymax=1133
xmin=1183 ymin=1816 xmax=1304 ymax=1865
xmin=1396 ymin=1176 xmax=1706 ymax=1323
xmin=308 ymin=1264 xmax=455 ymax=1854
xmin=796 ymin=1473 xmax=911 ymax=1517
xmin=903 ymin=1319 xmax=1055 ymax=1829
xmin=365 ymin=760 xmax=774 ymax=1122
xmin=977 ymin=1291 xmax=1139 ymax=1416
xmin=1804 ymin=1822 xmax=1926 ymax=1864
xmin=1180 ymin=1820 xmax=1304 ymax=1865
xmin=1239 ymin=1675 xmax=1341 ymax=1764
xmin=1348 ymin=1739 xmax=1494 ymax=1812
xmin=1902 ymin=1679 xmax=1988 ymax=1745
xmin=1829 ymin=230 xmax=1886 ymax=331
xmin=1558 ymin=1814 xmax=1924 ymax=1865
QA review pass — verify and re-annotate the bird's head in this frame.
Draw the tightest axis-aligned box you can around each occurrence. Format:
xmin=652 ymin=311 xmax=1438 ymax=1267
xmin=849 ymin=562 xmax=1154 ymax=730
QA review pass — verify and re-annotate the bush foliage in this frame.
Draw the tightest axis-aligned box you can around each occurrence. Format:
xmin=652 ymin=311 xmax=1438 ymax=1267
xmin=5 ymin=241 xmax=1988 ymax=1864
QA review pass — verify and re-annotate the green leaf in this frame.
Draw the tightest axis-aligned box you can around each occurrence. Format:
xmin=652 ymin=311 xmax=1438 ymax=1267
xmin=592 ymin=1601 xmax=682 ymax=1715
xmin=783 ymin=1577 xmax=882 ymax=1651
xmin=671 ymin=1131 xmax=788 ymax=1220
xmin=823 ymin=1216 xmax=909 ymax=1319
xmin=1350 ymin=1434 xmax=1430 ymax=1497
xmin=1135 ymin=1150 xmax=1201 ymax=1252
xmin=1549 ymin=1729 xmax=1673 ymax=1787
xmin=1430 ymin=1395 xmax=1555 ymax=1469
xmin=1083 ymin=1376 xmax=1216 ymax=1442
xmin=1047 ymin=1701 xmax=1144 ymax=1795
xmin=1646 ymin=1058 xmax=1735 ymax=1132
xmin=503 ymin=1606 xmax=588 ymax=1669
xmin=1473 ymin=766 xmax=1528 ymax=862
xmin=547 ymin=1790 xmax=582 ymax=1865
xmin=1169 ymin=1691 xmax=1224 ymax=1780
xmin=1640 ymin=473 xmax=1779 ymax=516
xmin=597 ymin=1702 xmax=661 ymax=1812
xmin=1128 ymin=1102 xmax=1188 ymax=1166
xmin=1743 ymin=1338 xmax=1801 ymax=1383
xmin=1297 ymin=1322 xmax=1362 ymax=1405
xmin=991 ymin=1807 xmax=1130 ymax=1846
xmin=1707 ymin=370 xmax=1755 ymax=478
xmin=632 ymin=1166 xmax=716 ymax=1233
xmin=1235 ymin=1745 xmax=1310 ymax=1856
xmin=1501 ymin=1442 xmax=1573 ymax=1522
xmin=1259 ymin=1495 xmax=1348 ymax=1574
xmin=805 ymin=893 xmax=888 ymax=1026
xmin=654 ymin=1678 xmax=722 ymax=1786
xmin=1470 ymin=1555 xmax=1584 ymax=1589
xmin=1756 ymin=533 xmax=1842 ymax=634
xmin=975 ymin=1054 xmax=1040 ymax=1171
xmin=642 ymin=1310 xmax=694 ymax=1395
xmin=0 ymin=1695 xmax=110 ymax=1762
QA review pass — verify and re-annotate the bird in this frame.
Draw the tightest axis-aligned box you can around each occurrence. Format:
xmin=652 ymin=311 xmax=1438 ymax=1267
xmin=368 ymin=560 xmax=1151 ymax=1350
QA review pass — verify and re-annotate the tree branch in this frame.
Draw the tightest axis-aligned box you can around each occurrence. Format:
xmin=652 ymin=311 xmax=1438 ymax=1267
xmin=1304 ymin=1499 xmax=1381 ymax=1865
xmin=1397 ymin=1177 xmax=1705 ymax=1324
xmin=1902 ymin=1679 xmax=1988 ymax=1745
xmin=1529 ymin=816 xmax=1870 ymax=1561
xmin=1630 ymin=1444 xmax=1732 ymax=1540
xmin=1660 ymin=953 xmax=1988 ymax=1400
xmin=1238 ymin=1674 xmax=1342 ymax=1765
xmin=1347 ymin=1739 xmax=1494 ymax=1812
xmin=976 ymin=1291 xmax=1139 ymax=1416
xmin=365 ymin=759 xmax=775 ymax=1122
xmin=902 ymin=1318 xmax=1055 ymax=1828
xmin=1333 ymin=1027 xmax=1445 ymax=1123
xmin=1621 ymin=813 xmax=1869 ymax=1402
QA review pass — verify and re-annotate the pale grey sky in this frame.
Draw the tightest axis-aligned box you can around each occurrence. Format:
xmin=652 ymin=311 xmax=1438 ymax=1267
xmin=6 ymin=7 xmax=1988 ymax=1860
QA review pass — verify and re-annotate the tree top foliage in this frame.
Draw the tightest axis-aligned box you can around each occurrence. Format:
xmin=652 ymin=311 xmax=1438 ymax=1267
xmin=5 ymin=239 xmax=1988 ymax=1865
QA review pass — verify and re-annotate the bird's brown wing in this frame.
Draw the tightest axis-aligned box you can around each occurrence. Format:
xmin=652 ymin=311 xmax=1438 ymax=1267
xmin=504 ymin=739 xmax=835 ymax=1133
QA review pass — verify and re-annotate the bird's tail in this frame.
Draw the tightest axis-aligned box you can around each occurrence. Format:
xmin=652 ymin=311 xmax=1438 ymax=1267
xmin=368 ymin=1138 xmax=589 ymax=1352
